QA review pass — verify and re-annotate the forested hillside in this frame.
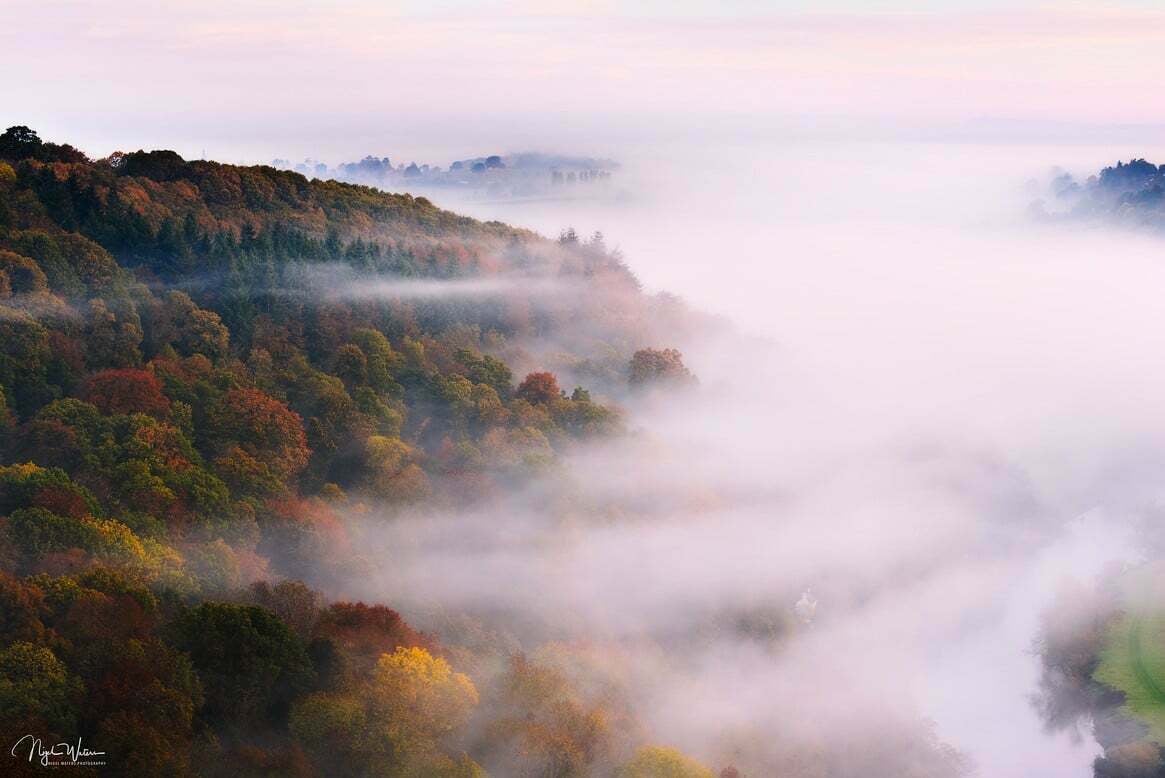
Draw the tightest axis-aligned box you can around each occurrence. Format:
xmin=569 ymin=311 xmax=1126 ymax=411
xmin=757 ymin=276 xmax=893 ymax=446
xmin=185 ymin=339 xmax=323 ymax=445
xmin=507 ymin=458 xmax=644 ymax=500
xmin=0 ymin=126 xmax=706 ymax=777
xmin=1037 ymin=158 xmax=1165 ymax=228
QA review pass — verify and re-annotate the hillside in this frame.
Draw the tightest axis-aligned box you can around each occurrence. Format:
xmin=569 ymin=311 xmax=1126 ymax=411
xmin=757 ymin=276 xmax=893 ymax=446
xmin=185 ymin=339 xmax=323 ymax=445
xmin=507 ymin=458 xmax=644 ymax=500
xmin=0 ymin=126 xmax=704 ymax=777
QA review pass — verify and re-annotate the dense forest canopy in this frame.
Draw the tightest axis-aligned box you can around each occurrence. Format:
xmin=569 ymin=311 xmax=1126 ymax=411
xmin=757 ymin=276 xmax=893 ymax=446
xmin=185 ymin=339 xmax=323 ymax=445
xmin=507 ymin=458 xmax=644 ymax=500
xmin=0 ymin=125 xmax=719 ymax=777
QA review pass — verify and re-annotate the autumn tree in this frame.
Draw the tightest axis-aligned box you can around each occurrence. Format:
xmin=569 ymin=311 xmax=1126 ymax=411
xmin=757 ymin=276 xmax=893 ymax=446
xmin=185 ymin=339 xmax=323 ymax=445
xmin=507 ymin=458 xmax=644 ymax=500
xmin=333 ymin=343 xmax=369 ymax=387
xmin=0 ymin=463 xmax=99 ymax=518
xmin=350 ymin=329 xmax=403 ymax=397
xmin=85 ymin=298 xmax=144 ymax=369
xmin=142 ymin=291 xmax=230 ymax=361
xmin=617 ymin=746 xmax=716 ymax=778
xmin=483 ymin=654 xmax=612 ymax=776
xmin=0 ymin=641 xmax=81 ymax=736
xmin=290 ymin=692 xmax=379 ymax=775
xmin=361 ymin=435 xmax=430 ymax=503
xmin=312 ymin=601 xmax=436 ymax=687
xmin=0 ymin=250 xmax=49 ymax=295
xmin=252 ymin=497 xmax=347 ymax=583
xmin=291 ymin=646 xmax=479 ymax=777
xmin=0 ymin=308 xmax=51 ymax=416
xmin=628 ymin=348 xmax=695 ymax=388
xmin=0 ymin=127 xmax=668 ymax=776
xmin=207 ymin=387 xmax=310 ymax=484
xmin=80 ymin=368 xmax=171 ymax=417
xmin=515 ymin=371 xmax=562 ymax=405
xmin=0 ymin=573 xmax=48 ymax=647
xmin=368 ymin=647 xmax=479 ymax=768
xmin=247 ymin=579 xmax=323 ymax=640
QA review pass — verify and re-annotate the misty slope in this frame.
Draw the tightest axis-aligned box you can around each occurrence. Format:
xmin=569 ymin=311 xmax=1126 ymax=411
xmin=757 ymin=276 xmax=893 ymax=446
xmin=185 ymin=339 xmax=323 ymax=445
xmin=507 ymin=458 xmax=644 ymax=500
xmin=0 ymin=126 xmax=982 ymax=778
xmin=0 ymin=126 xmax=715 ymax=777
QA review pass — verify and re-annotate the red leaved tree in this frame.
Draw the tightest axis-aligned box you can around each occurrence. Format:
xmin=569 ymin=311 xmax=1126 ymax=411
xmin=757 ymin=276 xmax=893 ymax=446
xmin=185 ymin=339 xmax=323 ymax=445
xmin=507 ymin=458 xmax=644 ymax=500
xmin=80 ymin=368 xmax=170 ymax=418
xmin=515 ymin=371 xmax=562 ymax=405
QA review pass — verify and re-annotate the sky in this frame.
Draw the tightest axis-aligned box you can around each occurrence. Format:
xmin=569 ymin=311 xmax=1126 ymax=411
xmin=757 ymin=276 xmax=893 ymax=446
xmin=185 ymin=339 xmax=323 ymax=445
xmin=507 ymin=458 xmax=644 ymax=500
xmin=5 ymin=1 xmax=1165 ymax=161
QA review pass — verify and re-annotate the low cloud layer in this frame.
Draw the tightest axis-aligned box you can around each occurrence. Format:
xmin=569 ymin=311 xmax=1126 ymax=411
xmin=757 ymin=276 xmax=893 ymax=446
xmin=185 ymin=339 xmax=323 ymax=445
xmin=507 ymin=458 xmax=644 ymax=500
xmin=331 ymin=139 xmax=1165 ymax=776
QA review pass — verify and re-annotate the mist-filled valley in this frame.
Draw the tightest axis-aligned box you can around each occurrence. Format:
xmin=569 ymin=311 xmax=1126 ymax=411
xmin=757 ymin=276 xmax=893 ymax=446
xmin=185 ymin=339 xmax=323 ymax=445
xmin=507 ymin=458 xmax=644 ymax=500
xmin=6 ymin=113 xmax=1165 ymax=778
xmin=411 ymin=140 xmax=1165 ymax=776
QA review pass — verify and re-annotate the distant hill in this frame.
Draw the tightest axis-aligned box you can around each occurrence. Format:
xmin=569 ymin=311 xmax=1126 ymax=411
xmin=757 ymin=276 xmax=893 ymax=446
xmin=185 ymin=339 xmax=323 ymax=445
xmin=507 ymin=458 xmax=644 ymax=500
xmin=1036 ymin=158 xmax=1165 ymax=226
xmin=272 ymin=150 xmax=620 ymax=200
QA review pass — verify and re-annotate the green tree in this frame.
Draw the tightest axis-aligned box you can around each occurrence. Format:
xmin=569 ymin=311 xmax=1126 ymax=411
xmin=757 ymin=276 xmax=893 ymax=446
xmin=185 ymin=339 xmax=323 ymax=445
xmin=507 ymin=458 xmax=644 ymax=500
xmin=175 ymin=603 xmax=314 ymax=726
xmin=628 ymin=348 xmax=695 ymax=388
xmin=0 ymin=642 xmax=80 ymax=734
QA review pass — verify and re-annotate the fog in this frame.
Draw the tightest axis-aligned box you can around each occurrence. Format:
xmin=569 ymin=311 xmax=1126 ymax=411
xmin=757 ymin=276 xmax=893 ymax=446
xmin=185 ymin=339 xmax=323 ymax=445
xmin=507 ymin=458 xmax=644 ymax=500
xmin=286 ymin=270 xmax=571 ymax=302
xmin=286 ymin=138 xmax=1165 ymax=776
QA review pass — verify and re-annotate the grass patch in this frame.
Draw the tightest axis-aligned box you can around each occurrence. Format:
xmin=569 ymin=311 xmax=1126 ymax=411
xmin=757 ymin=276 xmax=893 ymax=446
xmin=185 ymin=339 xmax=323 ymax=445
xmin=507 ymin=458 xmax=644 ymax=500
xmin=1096 ymin=613 xmax=1165 ymax=744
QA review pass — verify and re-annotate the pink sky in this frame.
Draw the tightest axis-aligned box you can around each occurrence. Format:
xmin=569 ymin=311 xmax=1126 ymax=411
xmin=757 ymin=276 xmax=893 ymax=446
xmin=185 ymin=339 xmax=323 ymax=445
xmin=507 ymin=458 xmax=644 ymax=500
xmin=5 ymin=1 xmax=1165 ymax=159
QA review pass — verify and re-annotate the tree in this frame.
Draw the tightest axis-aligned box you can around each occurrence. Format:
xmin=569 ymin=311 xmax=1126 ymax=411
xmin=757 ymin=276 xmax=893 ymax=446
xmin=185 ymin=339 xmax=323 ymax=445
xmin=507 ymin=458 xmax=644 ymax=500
xmin=0 ymin=250 xmax=49 ymax=295
xmin=0 ymin=307 xmax=51 ymax=416
xmin=515 ymin=371 xmax=562 ymax=405
xmin=362 ymin=436 xmax=429 ymax=503
xmin=367 ymin=647 xmax=478 ymax=767
xmin=0 ymin=642 xmax=80 ymax=735
xmin=86 ymin=298 xmax=144 ymax=369
xmin=248 ymin=579 xmax=323 ymax=639
xmin=292 ymin=646 xmax=479 ymax=776
xmin=0 ymin=573 xmax=48 ymax=647
xmin=0 ymin=126 xmax=42 ymax=160
xmin=5 ymin=507 xmax=99 ymax=562
xmin=334 ymin=344 xmax=369 ymax=387
xmin=208 ymin=388 xmax=310 ymax=481
xmin=117 ymin=149 xmax=188 ymax=182
xmin=0 ymin=126 xmax=86 ymax=163
xmin=313 ymin=601 xmax=436 ymax=685
xmin=351 ymin=329 xmax=402 ymax=396
xmin=80 ymin=368 xmax=170 ymax=417
xmin=290 ymin=692 xmax=377 ymax=776
xmin=454 ymin=348 xmax=512 ymax=397
xmin=175 ymin=602 xmax=314 ymax=726
xmin=628 ymin=348 xmax=695 ymax=388
xmin=0 ymin=462 xmax=99 ymax=518
xmin=618 ymin=746 xmax=715 ymax=778
xmin=252 ymin=497 xmax=347 ymax=582
xmin=483 ymin=654 xmax=611 ymax=776
xmin=144 ymin=291 xmax=230 ymax=360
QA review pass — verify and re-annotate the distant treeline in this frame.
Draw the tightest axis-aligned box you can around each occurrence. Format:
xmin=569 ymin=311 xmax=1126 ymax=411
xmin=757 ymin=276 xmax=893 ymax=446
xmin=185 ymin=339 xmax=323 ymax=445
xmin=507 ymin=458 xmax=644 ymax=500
xmin=271 ymin=151 xmax=619 ymax=198
xmin=1037 ymin=158 xmax=1165 ymax=226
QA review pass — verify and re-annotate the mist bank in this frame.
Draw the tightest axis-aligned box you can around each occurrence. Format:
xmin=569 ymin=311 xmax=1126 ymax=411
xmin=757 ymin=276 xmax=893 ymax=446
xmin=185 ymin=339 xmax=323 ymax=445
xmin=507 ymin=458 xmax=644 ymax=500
xmin=374 ymin=139 xmax=1165 ymax=776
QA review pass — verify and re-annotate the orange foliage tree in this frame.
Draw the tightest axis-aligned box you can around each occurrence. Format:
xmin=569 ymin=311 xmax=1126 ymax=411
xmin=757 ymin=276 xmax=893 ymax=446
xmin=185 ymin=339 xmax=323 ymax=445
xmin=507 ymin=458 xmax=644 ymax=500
xmin=80 ymin=368 xmax=170 ymax=417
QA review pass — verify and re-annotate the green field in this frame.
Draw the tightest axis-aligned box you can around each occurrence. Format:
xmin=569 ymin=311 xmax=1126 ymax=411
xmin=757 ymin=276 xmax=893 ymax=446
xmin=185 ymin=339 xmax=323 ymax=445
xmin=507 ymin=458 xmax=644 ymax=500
xmin=1096 ymin=613 xmax=1165 ymax=743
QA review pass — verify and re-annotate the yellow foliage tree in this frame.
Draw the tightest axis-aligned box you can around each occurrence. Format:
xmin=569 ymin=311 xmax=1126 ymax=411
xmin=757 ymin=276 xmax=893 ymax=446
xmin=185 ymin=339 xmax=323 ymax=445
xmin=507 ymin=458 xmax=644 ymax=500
xmin=368 ymin=646 xmax=479 ymax=770
xmin=618 ymin=745 xmax=715 ymax=778
xmin=365 ymin=436 xmax=430 ymax=503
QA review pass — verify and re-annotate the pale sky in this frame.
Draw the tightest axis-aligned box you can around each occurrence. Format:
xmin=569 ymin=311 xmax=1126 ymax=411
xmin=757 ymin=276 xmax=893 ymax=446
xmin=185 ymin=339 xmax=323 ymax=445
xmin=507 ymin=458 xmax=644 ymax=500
xmin=4 ymin=0 xmax=1165 ymax=160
